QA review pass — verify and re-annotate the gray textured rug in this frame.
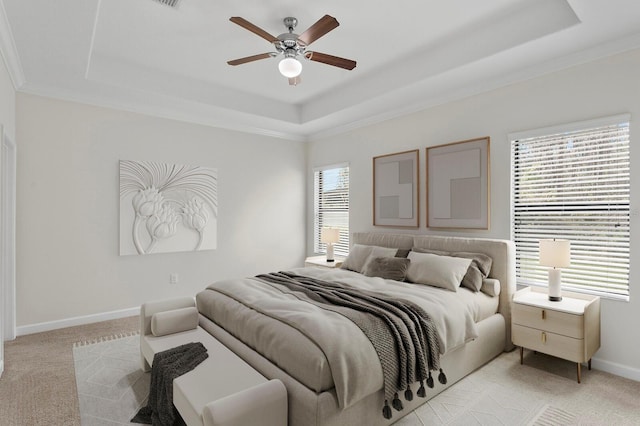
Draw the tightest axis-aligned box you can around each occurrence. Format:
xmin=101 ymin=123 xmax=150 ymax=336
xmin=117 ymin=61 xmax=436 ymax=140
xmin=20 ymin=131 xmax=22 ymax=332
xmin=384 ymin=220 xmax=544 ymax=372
xmin=73 ymin=335 xmax=640 ymax=425
xmin=73 ymin=333 xmax=149 ymax=425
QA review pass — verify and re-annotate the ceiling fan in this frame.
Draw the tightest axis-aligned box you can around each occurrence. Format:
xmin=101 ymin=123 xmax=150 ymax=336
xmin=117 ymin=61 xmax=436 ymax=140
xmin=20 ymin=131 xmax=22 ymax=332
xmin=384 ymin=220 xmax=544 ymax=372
xmin=227 ymin=15 xmax=357 ymax=86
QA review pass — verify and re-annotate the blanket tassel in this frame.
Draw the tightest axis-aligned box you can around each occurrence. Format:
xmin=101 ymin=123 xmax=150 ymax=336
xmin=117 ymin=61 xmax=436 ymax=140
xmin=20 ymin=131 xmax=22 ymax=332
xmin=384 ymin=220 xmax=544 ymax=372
xmin=404 ymin=385 xmax=414 ymax=401
xmin=438 ymin=368 xmax=448 ymax=385
xmin=392 ymin=393 xmax=404 ymax=411
xmin=426 ymin=372 xmax=434 ymax=388
xmin=417 ymin=380 xmax=426 ymax=398
xmin=383 ymin=400 xmax=392 ymax=419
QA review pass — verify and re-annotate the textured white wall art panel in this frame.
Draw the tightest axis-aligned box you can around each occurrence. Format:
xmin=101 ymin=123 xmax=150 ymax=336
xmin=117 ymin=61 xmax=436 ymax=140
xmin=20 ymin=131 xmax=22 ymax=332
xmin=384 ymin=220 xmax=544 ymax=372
xmin=119 ymin=160 xmax=217 ymax=255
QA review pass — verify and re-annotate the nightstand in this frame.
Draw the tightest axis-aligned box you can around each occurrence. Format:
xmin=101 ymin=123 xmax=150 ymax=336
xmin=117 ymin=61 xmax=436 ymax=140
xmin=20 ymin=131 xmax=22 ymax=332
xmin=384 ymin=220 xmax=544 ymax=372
xmin=512 ymin=286 xmax=600 ymax=383
xmin=304 ymin=255 xmax=344 ymax=269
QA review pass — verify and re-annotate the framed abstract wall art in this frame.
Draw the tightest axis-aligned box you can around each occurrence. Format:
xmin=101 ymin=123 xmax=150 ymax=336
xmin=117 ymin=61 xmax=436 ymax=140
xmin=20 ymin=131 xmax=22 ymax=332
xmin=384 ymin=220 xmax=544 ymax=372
xmin=119 ymin=160 xmax=218 ymax=255
xmin=426 ymin=137 xmax=490 ymax=229
xmin=373 ymin=149 xmax=419 ymax=227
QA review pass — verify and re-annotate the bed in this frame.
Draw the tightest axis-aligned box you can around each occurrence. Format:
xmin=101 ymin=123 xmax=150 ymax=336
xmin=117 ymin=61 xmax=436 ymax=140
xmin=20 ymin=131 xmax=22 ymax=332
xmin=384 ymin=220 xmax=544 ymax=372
xmin=195 ymin=232 xmax=516 ymax=425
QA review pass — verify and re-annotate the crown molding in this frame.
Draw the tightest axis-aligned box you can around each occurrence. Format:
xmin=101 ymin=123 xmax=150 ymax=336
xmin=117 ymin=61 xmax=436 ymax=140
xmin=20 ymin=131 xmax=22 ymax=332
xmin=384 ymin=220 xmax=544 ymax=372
xmin=18 ymin=82 xmax=309 ymax=142
xmin=13 ymin=29 xmax=640 ymax=144
xmin=0 ymin=0 xmax=24 ymax=89
xmin=309 ymin=32 xmax=640 ymax=141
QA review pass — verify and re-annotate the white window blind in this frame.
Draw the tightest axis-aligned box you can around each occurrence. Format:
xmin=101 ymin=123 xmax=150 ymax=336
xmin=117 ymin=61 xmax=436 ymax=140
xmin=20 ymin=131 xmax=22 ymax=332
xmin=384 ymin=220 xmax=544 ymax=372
xmin=314 ymin=164 xmax=349 ymax=256
xmin=511 ymin=116 xmax=630 ymax=300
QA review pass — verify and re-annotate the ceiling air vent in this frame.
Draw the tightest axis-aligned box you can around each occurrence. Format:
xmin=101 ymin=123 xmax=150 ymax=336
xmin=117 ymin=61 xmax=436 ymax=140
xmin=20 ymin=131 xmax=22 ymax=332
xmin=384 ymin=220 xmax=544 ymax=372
xmin=152 ymin=0 xmax=180 ymax=8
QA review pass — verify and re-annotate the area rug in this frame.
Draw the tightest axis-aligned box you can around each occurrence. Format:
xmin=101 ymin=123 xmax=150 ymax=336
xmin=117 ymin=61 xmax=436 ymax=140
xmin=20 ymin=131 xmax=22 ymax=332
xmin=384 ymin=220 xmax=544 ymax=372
xmin=73 ymin=335 xmax=640 ymax=425
xmin=73 ymin=333 xmax=149 ymax=425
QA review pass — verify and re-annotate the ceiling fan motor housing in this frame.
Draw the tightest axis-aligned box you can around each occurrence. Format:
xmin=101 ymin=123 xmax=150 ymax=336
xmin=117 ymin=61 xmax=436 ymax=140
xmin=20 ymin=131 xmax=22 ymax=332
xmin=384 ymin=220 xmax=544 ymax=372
xmin=276 ymin=17 xmax=306 ymax=58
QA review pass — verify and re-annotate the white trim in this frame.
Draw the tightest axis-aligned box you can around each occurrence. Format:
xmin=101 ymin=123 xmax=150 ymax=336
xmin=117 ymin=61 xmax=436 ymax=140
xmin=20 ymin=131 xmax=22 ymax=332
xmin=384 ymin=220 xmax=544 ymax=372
xmin=18 ymin=83 xmax=307 ymax=142
xmin=508 ymin=113 xmax=631 ymax=141
xmin=16 ymin=306 xmax=140 ymax=336
xmin=1 ymin=130 xmax=16 ymax=340
xmin=0 ymin=124 xmax=3 ymax=378
xmin=591 ymin=357 xmax=640 ymax=382
xmin=84 ymin=0 xmax=102 ymax=79
xmin=0 ymin=0 xmax=24 ymax=89
xmin=309 ymin=33 xmax=640 ymax=142
xmin=313 ymin=162 xmax=349 ymax=172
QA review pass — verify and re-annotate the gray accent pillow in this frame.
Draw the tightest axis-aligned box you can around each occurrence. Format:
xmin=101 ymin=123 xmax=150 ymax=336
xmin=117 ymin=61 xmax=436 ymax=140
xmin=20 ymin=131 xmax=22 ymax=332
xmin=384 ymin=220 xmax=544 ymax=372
xmin=341 ymin=244 xmax=398 ymax=273
xmin=362 ymin=256 xmax=410 ymax=281
xmin=395 ymin=248 xmax=411 ymax=258
xmin=450 ymin=251 xmax=493 ymax=292
xmin=411 ymin=247 xmax=449 ymax=256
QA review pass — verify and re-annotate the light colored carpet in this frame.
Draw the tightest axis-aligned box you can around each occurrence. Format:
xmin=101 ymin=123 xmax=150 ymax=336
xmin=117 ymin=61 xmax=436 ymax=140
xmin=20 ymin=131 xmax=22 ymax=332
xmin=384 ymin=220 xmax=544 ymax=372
xmin=395 ymin=350 xmax=640 ymax=426
xmin=72 ymin=333 xmax=640 ymax=426
xmin=0 ymin=316 xmax=139 ymax=426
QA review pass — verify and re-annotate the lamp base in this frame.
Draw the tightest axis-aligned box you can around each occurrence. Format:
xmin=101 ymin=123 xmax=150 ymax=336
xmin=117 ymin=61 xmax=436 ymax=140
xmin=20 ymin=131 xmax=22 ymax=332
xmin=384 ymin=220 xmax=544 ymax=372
xmin=548 ymin=268 xmax=563 ymax=302
xmin=325 ymin=244 xmax=334 ymax=263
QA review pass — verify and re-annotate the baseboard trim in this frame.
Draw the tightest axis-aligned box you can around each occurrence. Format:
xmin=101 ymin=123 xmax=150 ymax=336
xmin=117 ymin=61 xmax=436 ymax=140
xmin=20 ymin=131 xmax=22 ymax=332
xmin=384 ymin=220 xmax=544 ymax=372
xmin=0 ymin=359 xmax=4 ymax=377
xmin=592 ymin=357 xmax=640 ymax=382
xmin=16 ymin=306 xmax=140 ymax=336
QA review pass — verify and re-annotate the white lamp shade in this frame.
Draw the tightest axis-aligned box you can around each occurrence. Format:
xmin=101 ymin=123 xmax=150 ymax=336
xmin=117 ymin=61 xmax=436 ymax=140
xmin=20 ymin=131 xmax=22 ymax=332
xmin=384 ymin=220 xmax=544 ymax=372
xmin=278 ymin=57 xmax=302 ymax=78
xmin=539 ymin=239 xmax=571 ymax=268
xmin=321 ymin=228 xmax=340 ymax=244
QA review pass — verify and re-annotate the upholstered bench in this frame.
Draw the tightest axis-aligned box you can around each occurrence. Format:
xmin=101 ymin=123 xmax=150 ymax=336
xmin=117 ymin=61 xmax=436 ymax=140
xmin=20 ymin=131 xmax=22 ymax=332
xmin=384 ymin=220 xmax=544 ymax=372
xmin=140 ymin=297 xmax=287 ymax=426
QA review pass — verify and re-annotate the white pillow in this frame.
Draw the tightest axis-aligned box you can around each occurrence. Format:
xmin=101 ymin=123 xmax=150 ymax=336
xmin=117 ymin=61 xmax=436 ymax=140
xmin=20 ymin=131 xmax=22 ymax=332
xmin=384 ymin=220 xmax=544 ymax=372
xmin=480 ymin=278 xmax=501 ymax=297
xmin=341 ymin=244 xmax=398 ymax=273
xmin=406 ymin=251 xmax=472 ymax=292
xmin=151 ymin=306 xmax=199 ymax=337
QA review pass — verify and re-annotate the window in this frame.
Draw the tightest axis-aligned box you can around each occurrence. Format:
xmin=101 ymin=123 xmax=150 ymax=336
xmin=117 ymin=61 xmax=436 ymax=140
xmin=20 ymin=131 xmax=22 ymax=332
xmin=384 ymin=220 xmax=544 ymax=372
xmin=510 ymin=115 xmax=630 ymax=300
xmin=314 ymin=164 xmax=349 ymax=256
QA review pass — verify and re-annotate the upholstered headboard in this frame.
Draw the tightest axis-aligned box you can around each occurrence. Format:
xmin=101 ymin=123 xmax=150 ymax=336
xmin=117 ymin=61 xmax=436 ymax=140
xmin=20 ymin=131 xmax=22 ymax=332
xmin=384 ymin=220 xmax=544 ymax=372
xmin=352 ymin=232 xmax=516 ymax=351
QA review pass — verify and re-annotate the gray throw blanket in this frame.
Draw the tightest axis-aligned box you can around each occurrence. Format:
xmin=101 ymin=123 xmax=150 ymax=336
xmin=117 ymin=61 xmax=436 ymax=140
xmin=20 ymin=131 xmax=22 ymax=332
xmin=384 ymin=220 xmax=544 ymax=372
xmin=256 ymin=272 xmax=446 ymax=419
xmin=131 ymin=342 xmax=208 ymax=426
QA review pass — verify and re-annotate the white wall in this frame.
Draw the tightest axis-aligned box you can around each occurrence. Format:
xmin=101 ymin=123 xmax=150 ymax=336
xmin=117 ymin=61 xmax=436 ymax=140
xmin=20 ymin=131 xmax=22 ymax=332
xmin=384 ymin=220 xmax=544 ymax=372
xmin=15 ymin=93 xmax=306 ymax=328
xmin=308 ymin=48 xmax=640 ymax=380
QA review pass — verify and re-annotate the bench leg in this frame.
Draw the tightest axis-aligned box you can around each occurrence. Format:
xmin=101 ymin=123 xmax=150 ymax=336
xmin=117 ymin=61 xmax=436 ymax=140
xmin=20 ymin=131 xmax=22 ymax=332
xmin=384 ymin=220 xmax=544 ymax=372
xmin=141 ymin=353 xmax=151 ymax=373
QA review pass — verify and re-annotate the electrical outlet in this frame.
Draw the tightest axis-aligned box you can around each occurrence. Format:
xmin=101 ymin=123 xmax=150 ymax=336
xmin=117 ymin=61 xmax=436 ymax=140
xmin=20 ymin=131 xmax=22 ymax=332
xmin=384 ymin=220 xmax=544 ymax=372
xmin=170 ymin=273 xmax=179 ymax=284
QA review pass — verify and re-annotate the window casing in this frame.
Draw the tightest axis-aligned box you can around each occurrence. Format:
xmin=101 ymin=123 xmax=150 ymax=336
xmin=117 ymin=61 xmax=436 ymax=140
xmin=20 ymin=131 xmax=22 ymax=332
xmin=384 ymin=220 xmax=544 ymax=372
xmin=314 ymin=164 xmax=349 ymax=256
xmin=510 ymin=115 xmax=630 ymax=300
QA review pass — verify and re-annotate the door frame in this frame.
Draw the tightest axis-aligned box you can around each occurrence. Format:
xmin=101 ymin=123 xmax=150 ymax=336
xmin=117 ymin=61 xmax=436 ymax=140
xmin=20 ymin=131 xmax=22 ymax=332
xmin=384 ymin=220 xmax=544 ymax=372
xmin=1 ymin=127 xmax=16 ymax=342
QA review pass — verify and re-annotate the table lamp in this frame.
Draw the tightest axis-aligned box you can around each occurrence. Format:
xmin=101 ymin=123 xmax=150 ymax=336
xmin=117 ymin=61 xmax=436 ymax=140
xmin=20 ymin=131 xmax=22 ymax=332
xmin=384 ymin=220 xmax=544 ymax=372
xmin=539 ymin=239 xmax=571 ymax=301
xmin=321 ymin=228 xmax=340 ymax=262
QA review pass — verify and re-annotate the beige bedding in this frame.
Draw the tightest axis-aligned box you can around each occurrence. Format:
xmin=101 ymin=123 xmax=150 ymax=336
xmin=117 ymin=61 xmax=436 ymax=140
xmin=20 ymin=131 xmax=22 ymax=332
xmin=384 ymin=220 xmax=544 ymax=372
xmin=456 ymin=286 xmax=500 ymax=322
xmin=196 ymin=266 xmax=483 ymax=409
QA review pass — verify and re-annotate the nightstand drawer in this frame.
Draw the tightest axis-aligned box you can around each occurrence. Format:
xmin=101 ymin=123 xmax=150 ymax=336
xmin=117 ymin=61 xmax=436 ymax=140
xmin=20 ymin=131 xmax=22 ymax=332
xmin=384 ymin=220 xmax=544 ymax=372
xmin=512 ymin=324 xmax=586 ymax=363
xmin=512 ymin=302 xmax=584 ymax=339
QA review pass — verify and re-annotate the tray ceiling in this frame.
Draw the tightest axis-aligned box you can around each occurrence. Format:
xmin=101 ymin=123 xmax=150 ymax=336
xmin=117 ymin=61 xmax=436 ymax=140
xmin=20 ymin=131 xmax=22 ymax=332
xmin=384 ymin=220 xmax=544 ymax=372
xmin=3 ymin=0 xmax=640 ymax=140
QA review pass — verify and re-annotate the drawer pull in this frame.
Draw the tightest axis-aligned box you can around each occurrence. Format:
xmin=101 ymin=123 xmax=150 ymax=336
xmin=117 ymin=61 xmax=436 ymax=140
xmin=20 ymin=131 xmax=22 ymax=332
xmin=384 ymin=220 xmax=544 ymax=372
xmin=541 ymin=309 xmax=546 ymax=320
xmin=541 ymin=331 xmax=547 ymax=343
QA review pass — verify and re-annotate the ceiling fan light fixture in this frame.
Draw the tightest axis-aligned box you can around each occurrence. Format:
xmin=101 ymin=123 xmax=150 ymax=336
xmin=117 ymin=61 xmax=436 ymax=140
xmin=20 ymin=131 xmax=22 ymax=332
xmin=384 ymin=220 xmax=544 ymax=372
xmin=278 ymin=57 xmax=302 ymax=78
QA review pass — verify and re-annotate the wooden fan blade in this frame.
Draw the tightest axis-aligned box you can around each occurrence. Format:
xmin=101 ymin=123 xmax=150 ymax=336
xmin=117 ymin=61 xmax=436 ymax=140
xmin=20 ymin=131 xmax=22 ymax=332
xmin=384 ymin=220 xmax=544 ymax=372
xmin=288 ymin=76 xmax=302 ymax=86
xmin=227 ymin=53 xmax=273 ymax=66
xmin=229 ymin=17 xmax=279 ymax=43
xmin=305 ymin=51 xmax=356 ymax=70
xmin=297 ymin=15 xmax=339 ymax=46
